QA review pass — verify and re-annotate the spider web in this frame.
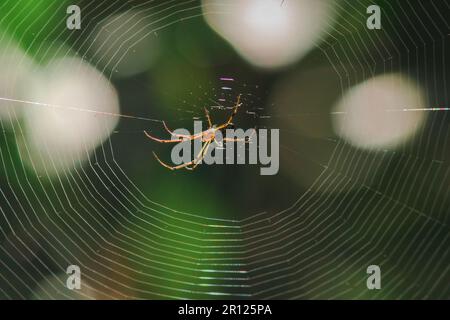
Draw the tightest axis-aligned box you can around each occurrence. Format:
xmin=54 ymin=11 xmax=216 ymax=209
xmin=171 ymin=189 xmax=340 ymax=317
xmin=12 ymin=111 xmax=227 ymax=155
xmin=0 ymin=0 xmax=449 ymax=299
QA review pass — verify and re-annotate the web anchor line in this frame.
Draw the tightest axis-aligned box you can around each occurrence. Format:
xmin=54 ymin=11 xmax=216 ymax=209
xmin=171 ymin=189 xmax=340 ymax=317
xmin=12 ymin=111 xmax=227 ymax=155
xmin=0 ymin=96 xmax=162 ymax=123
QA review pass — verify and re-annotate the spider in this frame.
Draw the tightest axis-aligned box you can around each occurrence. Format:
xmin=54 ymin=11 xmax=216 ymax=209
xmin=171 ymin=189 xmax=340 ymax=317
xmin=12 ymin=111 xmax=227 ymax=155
xmin=144 ymin=94 xmax=252 ymax=171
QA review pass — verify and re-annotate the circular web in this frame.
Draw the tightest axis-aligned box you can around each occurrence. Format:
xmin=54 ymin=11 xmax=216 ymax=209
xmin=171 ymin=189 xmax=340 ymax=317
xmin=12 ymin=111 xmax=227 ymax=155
xmin=0 ymin=0 xmax=448 ymax=299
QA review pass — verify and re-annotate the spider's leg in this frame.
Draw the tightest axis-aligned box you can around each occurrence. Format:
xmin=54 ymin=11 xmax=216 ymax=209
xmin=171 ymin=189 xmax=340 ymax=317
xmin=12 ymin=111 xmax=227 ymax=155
xmin=223 ymin=137 xmax=245 ymax=142
xmin=162 ymin=121 xmax=201 ymax=139
xmin=144 ymin=131 xmax=187 ymax=143
xmin=152 ymin=151 xmax=197 ymax=170
xmin=222 ymin=128 xmax=256 ymax=143
xmin=216 ymin=94 xmax=242 ymax=130
xmin=152 ymin=140 xmax=211 ymax=170
xmin=204 ymin=107 xmax=213 ymax=128
xmin=186 ymin=141 xmax=212 ymax=170
xmin=227 ymin=94 xmax=242 ymax=125
xmin=145 ymin=130 xmax=203 ymax=143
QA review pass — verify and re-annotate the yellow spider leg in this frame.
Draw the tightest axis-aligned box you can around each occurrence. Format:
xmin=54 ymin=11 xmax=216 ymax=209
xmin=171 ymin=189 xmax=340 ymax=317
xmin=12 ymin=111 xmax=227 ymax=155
xmin=186 ymin=140 xmax=212 ymax=171
xmin=152 ymin=139 xmax=212 ymax=171
xmin=144 ymin=129 xmax=204 ymax=143
xmin=204 ymin=107 xmax=213 ymax=128
xmin=152 ymin=151 xmax=198 ymax=170
xmin=222 ymin=128 xmax=256 ymax=143
xmin=144 ymin=131 xmax=187 ymax=143
xmin=216 ymin=94 xmax=242 ymax=130
xmin=163 ymin=121 xmax=204 ymax=139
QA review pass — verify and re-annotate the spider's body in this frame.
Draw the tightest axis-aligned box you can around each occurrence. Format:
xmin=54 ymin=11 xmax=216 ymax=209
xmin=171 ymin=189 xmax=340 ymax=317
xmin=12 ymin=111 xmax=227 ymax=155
xmin=202 ymin=128 xmax=216 ymax=141
xmin=145 ymin=95 xmax=250 ymax=171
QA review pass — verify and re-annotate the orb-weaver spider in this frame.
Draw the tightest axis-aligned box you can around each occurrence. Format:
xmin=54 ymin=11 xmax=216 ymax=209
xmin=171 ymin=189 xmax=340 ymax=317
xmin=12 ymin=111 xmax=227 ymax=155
xmin=145 ymin=94 xmax=253 ymax=171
